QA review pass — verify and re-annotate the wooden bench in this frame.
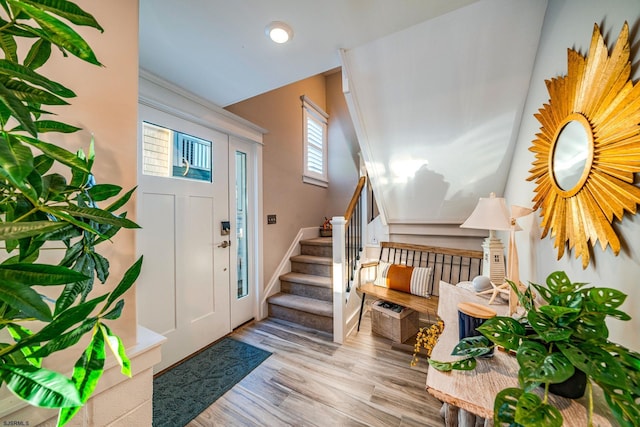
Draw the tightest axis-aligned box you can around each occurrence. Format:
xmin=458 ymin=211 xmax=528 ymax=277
xmin=357 ymin=242 xmax=483 ymax=332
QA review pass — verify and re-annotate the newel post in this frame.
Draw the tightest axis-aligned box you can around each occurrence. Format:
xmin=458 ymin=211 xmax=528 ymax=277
xmin=332 ymin=216 xmax=347 ymax=344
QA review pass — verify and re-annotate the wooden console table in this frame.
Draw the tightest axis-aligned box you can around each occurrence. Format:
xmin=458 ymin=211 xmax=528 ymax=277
xmin=426 ymin=281 xmax=615 ymax=427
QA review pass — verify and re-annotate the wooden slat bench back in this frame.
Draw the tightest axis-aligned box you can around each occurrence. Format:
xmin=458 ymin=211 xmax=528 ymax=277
xmin=357 ymin=242 xmax=483 ymax=332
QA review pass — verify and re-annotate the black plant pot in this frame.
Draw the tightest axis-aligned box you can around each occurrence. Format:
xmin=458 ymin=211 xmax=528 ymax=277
xmin=548 ymin=368 xmax=587 ymax=399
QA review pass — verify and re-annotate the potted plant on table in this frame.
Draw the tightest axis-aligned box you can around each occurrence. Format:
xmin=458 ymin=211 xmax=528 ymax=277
xmin=0 ymin=1 xmax=141 ymax=426
xmin=429 ymin=271 xmax=640 ymax=427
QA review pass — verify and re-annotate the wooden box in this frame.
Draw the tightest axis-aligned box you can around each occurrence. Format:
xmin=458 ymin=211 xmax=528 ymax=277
xmin=371 ymin=299 xmax=419 ymax=343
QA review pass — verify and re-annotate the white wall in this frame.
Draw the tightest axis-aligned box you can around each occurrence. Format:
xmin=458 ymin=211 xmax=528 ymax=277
xmin=504 ymin=0 xmax=640 ymax=352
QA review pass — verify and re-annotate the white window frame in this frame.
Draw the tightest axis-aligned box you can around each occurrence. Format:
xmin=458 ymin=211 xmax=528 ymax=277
xmin=301 ymin=95 xmax=329 ymax=187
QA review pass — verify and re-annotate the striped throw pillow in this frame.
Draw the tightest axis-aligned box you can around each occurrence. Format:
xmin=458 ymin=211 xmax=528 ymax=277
xmin=374 ymin=261 xmax=432 ymax=297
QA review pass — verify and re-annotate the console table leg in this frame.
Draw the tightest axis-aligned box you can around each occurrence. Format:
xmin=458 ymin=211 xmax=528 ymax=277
xmin=459 ymin=409 xmax=475 ymax=427
xmin=444 ymin=402 xmax=459 ymax=427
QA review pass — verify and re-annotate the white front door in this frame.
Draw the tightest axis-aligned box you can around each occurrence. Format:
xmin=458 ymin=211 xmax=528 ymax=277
xmin=137 ymin=105 xmax=232 ymax=372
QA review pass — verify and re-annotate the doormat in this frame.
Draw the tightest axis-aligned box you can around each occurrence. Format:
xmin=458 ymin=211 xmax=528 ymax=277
xmin=152 ymin=337 xmax=271 ymax=427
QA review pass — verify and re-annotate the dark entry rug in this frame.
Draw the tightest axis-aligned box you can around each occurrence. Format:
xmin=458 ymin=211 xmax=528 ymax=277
xmin=152 ymin=337 xmax=271 ymax=427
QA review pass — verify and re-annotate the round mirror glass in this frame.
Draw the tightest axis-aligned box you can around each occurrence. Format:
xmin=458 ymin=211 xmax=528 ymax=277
xmin=552 ymin=120 xmax=590 ymax=191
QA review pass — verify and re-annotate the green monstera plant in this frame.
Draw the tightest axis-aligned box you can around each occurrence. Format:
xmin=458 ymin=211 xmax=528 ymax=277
xmin=0 ymin=1 xmax=141 ymax=425
xmin=430 ymin=271 xmax=640 ymax=427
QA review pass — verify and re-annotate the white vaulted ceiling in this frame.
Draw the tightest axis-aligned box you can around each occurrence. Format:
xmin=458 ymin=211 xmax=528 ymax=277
xmin=341 ymin=0 xmax=547 ymax=224
xmin=139 ymin=0 xmax=548 ymax=226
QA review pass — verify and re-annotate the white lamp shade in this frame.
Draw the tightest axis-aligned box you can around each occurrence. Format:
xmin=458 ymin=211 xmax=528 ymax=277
xmin=460 ymin=193 xmax=511 ymax=231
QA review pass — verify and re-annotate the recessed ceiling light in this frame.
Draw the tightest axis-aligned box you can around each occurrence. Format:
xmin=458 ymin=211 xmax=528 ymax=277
xmin=265 ymin=21 xmax=293 ymax=44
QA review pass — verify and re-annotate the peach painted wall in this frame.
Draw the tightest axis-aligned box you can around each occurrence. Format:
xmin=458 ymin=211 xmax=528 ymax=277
xmin=226 ymin=72 xmax=359 ymax=289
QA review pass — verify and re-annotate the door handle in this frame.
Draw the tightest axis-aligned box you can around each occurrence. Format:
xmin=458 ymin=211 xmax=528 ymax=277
xmin=217 ymin=240 xmax=231 ymax=248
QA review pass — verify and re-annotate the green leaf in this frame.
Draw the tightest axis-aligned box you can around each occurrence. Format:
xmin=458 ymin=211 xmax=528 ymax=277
xmin=558 ymin=342 xmax=629 ymax=389
xmin=100 ymin=324 xmax=130 ymax=376
xmin=0 ymin=364 xmax=82 ymax=408
xmin=571 ymin=313 xmax=609 ymax=341
xmin=22 ymin=0 xmax=104 ymax=31
xmin=0 ymin=132 xmax=34 ymax=181
xmin=494 ymin=387 xmax=522 ymax=425
xmin=527 ymin=310 xmax=572 ymax=342
xmin=101 ymin=299 xmax=123 ymax=320
xmin=42 ymin=172 xmax=68 ymax=199
xmin=54 ymin=280 xmax=84 ymax=315
xmin=34 ymin=119 xmax=81 ymax=133
xmin=16 ymin=134 xmax=89 ymax=173
xmin=451 ymin=335 xmax=492 ymax=358
xmin=516 ymin=340 xmax=574 ymax=384
xmin=88 ymin=183 xmax=122 ymax=202
xmin=514 ymin=391 xmax=563 ymax=427
xmin=58 ymin=325 xmax=105 ymax=426
xmin=0 ymin=58 xmax=74 ymax=97
xmin=18 ymin=293 xmax=107 ymax=348
xmin=104 ymin=186 xmax=136 ymax=212
xmin=587 ymin=287 xmax=627 ymax=311
xmin=0 ymin=32 xmax=18 ymax=62
xmin=56 ymin=205 xmax=140 ymax=229
xmin=0 ymin=221 xmax=66 ymax=240
xmin=601 ymin=384 xmax=640 ymax=427
xmin=89 ymin=251 xmax=109 ymax=283
xmin=40 ymin=206 xmax=108 ymax=240
xmin=0 ymin=280 xmax=52 ymax=321
xmin=33 ymin=153 xmax=54 ymax=174
xmin=428 ymin=359 xmax=453 ymax=372
xmin=4 ymin=78 xmax=68 ymax=105
xmin=0 ymin=80 xmax=36 ymax=135
xmin=73 ymin=251 xmax=95 ymax=301
xmin=0 ymin=263 xmax=89 ymax=285
xmin=8 ymin=0 xmax=101 ymax=65
xmin=29 ymin=317 xmax=97 ymax=359
xmin=101 ymin=256 xmax=142 ymax=314
xmin=546 ymin=271 xmax=581 ymax=295
xmin=538 ymin=305 xmax=581 ymax=326
xmin=24 ymin=38 xmax=51 ymax=69
xmin=451 ymin=357 xmax=476 ymax=370
xmin=477 ymin=316 xmax=526 ymax=351
xmin=7 ymin=323 xmax=41 ymax=367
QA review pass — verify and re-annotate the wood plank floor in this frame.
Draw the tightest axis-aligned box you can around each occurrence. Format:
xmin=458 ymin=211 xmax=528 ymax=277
xmin=187 ymin=312 xmax=445 ymax=427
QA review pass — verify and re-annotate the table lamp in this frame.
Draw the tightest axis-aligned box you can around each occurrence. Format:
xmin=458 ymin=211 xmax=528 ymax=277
xmin=460 ymin=193 xmax=512 ymax=286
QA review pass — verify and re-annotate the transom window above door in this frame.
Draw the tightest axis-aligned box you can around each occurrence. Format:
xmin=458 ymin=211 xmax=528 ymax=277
xmin=142 ymin=121 xmax=213 ymax=182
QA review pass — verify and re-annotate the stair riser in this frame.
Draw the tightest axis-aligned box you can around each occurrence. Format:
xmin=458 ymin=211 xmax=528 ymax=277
xmin=291 ymin=261 xmax=332 ymax=277
xmin=268 ymin=304 xmax=333 ymax=333
xmin=281 ymin=280 xmax=332 ymax=302
xmin=300 ymin=244 xmax=332 ymax=258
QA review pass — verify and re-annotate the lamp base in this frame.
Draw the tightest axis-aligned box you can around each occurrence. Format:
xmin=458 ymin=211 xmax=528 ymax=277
xmin=481 ymin=234 xmax=506 ymax=285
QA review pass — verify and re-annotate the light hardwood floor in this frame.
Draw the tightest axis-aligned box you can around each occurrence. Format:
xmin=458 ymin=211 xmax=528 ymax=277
xmin=188 ymin=312 xmax=445 ymax=427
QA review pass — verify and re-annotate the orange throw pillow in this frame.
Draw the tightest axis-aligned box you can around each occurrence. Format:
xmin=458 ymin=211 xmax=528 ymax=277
xmin=385 ymin=264 xmax=413 ymax=293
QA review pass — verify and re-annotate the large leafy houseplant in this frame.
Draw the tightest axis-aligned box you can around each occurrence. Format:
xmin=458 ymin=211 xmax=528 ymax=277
xmin=0 ymin=1 xmax=141 ymax=425
xmin=430 ymin=271 xmax=640 ymax=427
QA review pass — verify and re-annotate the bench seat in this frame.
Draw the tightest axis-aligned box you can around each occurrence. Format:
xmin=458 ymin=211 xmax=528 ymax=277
xmin=359 ymin=282 xmax=438 ymax=317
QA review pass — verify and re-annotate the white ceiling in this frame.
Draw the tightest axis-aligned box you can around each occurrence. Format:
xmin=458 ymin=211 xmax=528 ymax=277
xmin=139 ymin=0 xmax=478 ymax=107
xmin=139 ymin=0 xmax=548 ymax=225
xmin=342 ymin=0 xmax=548 ymax=223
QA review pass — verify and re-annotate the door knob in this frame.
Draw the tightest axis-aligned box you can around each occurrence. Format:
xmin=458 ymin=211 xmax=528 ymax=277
xmin=217 ymin=240 xmax=231 ymax=248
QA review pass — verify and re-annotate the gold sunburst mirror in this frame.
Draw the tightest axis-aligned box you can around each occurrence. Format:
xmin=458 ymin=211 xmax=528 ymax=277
xmin=528 ymin=22 xmax=640 ymax=268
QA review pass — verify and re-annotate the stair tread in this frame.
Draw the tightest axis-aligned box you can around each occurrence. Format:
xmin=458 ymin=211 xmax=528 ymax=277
xmin=268 ymin=293 xmax=333 ymax=317
xmin=300 ymin=237 xmax=332 ymax=246
xmin=291 ymin=254 xmax=332 ymax=265
xmin=280 ymin=272 xmax=332 ymax=288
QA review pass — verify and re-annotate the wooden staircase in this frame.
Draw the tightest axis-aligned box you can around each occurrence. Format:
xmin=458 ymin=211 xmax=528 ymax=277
xmin=267 ymin=237 xmax=333 ymax=334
